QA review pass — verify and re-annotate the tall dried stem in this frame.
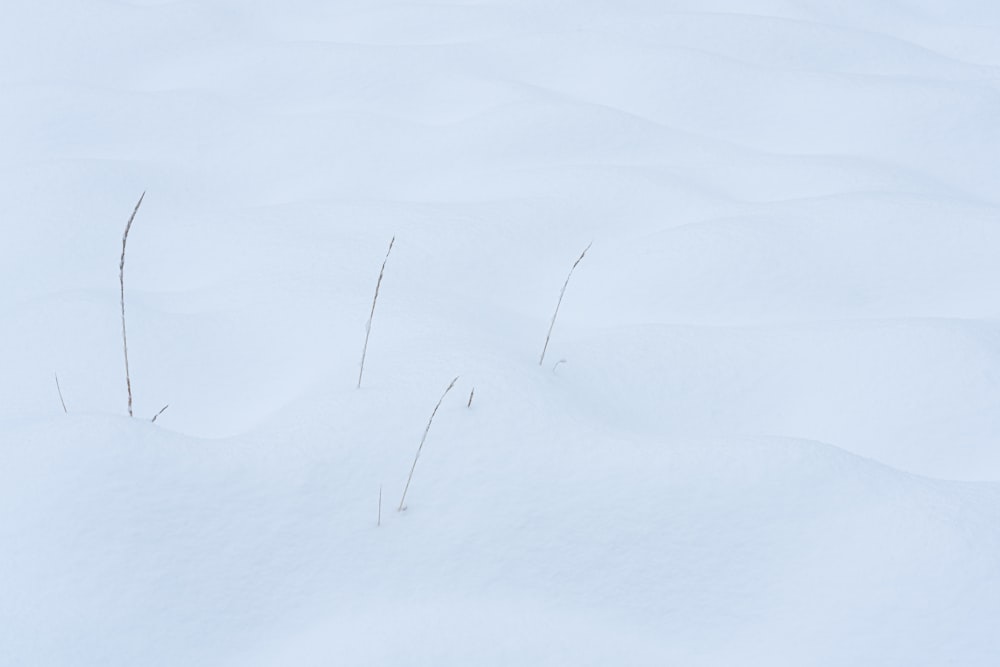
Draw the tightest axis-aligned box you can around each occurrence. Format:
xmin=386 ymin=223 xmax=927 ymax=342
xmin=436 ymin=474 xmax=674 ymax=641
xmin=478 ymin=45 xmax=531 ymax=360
xmin=539 ymin=242 xmax=591 ymax=366
xmin=358 ymin=236 xmax=395 ymax=388
xmin=398 ymin=376 xmax=459 ymax=511
xmin=120 ymin=192 xmax=145 ymax=417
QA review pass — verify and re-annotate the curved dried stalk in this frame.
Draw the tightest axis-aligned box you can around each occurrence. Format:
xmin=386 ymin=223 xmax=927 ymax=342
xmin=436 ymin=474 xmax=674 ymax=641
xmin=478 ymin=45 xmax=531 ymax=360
xmin=539 ymin=242 xmax=591 ymax=366
xmin=54 ymin=373 xmax=67 ymax=413
xmin=358 ymin=236 xmax=395 ymax=388
xmin=398 ymin=376 xmax=459 ymax=511
xmin=120 ymin=192 xmax=145 ymax=417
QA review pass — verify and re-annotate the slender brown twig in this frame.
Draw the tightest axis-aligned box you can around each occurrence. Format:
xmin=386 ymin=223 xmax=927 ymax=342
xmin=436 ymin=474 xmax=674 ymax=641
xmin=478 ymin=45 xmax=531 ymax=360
xmin=120 ymin=192 xmax=145 ymax=417
xmin=398 ymin=376 xmax=459 ymax=511
xmin=539 ymin=242 xmax=591 ymax=366
xmin=467 ymin=387 xmax=474 ymax=408
xmin=358 ymin=236 xmax=395 ymax=388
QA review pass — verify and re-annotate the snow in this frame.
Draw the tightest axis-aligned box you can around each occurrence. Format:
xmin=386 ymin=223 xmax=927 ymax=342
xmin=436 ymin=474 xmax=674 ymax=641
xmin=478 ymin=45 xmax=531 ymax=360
xmin=3 ymin=0 xmax=1000 ymax=664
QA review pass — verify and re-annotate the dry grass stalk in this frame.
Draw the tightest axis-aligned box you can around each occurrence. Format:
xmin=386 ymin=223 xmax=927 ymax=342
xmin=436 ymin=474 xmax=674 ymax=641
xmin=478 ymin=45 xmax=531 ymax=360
xmin=467 ymin=387 xmax=475 ymax=408
xmin=398 ymin=375 xmax=459 ymax=511
xmin=539 ymin=242 xmax=591 ymax=366
xmin=358 ymin=236 xmax=395 ymax=388
xmin=151 ymin=404 xmax=169 ymax=423
xmin=54 ymin=373 xmax=67 ymax=413
xmin=120 ymin=192 xmax=145 ymax=417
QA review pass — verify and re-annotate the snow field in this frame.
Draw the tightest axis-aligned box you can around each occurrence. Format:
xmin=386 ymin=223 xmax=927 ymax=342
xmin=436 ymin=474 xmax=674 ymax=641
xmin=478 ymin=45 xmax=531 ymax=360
xmin=3 ymin=1 xmax=1000 ymax=664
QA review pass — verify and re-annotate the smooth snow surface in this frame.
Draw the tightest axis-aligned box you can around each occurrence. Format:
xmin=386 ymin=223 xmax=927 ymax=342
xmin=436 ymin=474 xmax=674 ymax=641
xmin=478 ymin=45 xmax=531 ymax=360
xmin=3 ymin=1 xmax=1000 ymax=664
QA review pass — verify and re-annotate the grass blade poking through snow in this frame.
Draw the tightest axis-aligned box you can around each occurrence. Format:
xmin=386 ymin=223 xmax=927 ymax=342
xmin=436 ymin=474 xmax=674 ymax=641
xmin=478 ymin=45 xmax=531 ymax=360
xmin=54 ymin=373 xmax=67 ymax=413
xmin=398 ymin=375 xmax=459 ymax=512
xmin=358 ymin=236 xmax=395 ymax=388
xmin=151 ymin=404 xmax=169 ymax=423
xmin=539 ymin=242 xmax=591 ymax=366
xmin=120 ymin=192 xmax=145 ymax=417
